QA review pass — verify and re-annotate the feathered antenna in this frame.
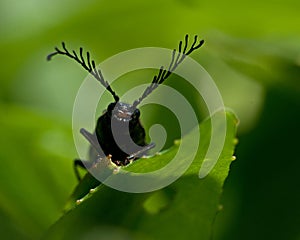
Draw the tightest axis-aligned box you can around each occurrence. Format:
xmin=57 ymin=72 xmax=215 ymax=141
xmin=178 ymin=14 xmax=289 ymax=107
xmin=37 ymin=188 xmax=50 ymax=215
xmin=47 ymin=43 xmax=119 ymax=102
xmin=132 ymin=34 xmax=204 ymax=108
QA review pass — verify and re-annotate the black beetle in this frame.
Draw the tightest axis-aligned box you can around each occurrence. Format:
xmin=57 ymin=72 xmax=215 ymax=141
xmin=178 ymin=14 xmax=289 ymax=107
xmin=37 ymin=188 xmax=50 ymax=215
xmin=47 ymin=35 xmax=204 ymax=181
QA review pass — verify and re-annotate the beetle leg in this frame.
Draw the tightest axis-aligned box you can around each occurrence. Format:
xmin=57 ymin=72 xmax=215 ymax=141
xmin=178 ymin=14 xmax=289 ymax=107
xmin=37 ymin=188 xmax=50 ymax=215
xmin=80 ymin=128 xmax=102 ymax=153
xmin=126 ymin=142 xmax=156 ymax=162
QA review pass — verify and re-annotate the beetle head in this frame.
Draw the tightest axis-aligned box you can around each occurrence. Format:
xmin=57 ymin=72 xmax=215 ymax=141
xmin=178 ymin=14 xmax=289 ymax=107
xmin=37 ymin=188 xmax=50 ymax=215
xmin=107 ymin=102 xmax=140 ymax=123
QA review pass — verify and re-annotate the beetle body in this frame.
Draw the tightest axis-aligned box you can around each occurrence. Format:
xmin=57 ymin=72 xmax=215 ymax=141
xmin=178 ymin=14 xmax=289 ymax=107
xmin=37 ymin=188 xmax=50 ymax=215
xmin=95 ymin=102 xmax=147 ymax=165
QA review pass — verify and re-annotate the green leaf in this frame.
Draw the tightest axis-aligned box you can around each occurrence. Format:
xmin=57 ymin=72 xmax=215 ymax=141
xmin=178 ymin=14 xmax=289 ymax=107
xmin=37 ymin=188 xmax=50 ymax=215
xmin=0 ymin=104 xmax=77 ymax=239
xmin=44 ymin=110 xmax=238 ymax=240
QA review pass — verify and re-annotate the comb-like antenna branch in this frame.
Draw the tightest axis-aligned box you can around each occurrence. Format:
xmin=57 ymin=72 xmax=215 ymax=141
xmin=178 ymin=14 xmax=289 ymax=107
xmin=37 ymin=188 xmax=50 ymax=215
xmin=167 ymin=49 xmax=176 ymax=72
xmin=47 ymin=43 xmax=119 ymax=102
xmin=183 ymin=34 xmax=188 ymax=54
xmin=132 ymin=34 xmax=204 ymax=108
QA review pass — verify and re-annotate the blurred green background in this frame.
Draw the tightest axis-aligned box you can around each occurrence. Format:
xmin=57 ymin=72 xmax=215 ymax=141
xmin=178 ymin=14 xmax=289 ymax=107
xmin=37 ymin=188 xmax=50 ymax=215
xmin=0 ymin=0 xmax=299 ymax=239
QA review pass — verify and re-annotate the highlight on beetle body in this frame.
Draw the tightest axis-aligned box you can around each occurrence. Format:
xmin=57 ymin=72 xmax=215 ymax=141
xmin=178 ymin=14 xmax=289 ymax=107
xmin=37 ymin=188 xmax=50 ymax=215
xmin=47 ymin=35 xmax=204 ymax=181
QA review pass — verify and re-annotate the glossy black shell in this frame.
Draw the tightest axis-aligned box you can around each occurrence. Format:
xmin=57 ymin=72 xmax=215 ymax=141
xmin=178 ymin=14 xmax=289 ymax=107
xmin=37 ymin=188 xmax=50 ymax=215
xmin=95 ymin=102 xmax=146 ymax=164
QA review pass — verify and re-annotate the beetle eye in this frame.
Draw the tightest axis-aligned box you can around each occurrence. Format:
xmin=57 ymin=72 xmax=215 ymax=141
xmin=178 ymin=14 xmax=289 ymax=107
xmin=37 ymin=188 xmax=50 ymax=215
xmin=133 ymin=109 xmax=140 ymax=119
xmin=107 ymin=102 xmax=116 ymax=112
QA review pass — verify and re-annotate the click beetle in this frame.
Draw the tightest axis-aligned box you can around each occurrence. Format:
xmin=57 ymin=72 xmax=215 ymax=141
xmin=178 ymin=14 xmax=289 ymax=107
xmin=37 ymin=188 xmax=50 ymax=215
xmin=47 ymin=35 xmax=204 ymax=181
